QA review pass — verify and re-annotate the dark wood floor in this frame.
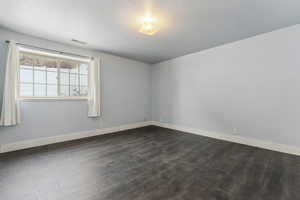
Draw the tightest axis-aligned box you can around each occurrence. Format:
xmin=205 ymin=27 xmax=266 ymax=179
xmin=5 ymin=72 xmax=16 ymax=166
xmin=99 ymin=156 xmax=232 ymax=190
xmin=1 ymin=126 xmax=300 ymax=200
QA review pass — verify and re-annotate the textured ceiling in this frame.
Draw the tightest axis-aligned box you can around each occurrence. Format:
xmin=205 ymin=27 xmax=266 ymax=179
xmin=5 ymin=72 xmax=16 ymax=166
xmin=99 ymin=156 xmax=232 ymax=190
xmin=0 ymin=0 xmax=300 ymax=63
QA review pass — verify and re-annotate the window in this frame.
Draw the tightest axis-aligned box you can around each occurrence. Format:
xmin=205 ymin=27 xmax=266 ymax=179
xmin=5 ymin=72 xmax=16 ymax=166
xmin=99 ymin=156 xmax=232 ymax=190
xmin=18 ymin=49 xmax=90 ymax=99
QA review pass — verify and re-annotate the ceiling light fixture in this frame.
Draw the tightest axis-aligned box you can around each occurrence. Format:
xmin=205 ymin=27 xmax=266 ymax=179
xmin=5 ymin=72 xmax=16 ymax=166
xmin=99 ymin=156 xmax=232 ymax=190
xmin=139 ymin=14 xmax=158 ymax=35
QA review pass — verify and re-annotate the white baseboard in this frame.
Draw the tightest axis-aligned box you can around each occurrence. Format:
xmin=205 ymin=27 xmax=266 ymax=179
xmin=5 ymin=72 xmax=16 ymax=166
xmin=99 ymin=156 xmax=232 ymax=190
xmin=151 ymin=121 xmax=300 ymax=156
xmin=0 ymin=121 xmax=152 ymax=153
xmin=2 ymin=121 xmax=300 ymax=156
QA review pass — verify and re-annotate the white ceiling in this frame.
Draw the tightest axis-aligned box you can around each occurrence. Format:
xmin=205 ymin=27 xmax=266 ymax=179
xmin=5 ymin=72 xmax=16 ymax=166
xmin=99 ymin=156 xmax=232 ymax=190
xmin=0 ymin=0 xmax=300 ymax=63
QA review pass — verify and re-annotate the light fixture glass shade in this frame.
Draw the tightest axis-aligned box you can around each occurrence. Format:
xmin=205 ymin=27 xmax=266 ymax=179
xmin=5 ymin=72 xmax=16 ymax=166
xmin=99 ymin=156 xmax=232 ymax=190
xmin=139 ymin=15 xmax=158 ymax=35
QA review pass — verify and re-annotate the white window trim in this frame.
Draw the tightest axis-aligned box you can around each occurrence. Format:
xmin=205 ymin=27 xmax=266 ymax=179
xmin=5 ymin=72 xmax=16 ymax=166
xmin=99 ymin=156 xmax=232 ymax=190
xmin=19 ymin=47 xmax=91 ymax=63
xmin=17 ymin=47 xmax=91 ymax=101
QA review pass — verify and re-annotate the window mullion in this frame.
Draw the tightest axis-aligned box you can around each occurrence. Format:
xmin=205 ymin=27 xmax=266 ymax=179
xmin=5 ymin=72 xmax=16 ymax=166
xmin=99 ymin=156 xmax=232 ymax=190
xmin=57 ymin=60 xmax=61 ymax=96
xmin=78 ymin=63 xmax=80 ymax=96
xmin=32 ymin=64 xmax=35 ymax=96
xmin=45 ymin=66 xmax=47 ymax=96
xmin=68 ymin=68 xmax=71 ymax=96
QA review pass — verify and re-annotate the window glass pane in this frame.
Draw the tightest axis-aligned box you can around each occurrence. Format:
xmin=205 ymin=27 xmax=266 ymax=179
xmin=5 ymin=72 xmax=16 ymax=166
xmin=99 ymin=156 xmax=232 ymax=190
xmin=47 ymin=71 xmax=58 ymax=84
xmin=60 ymin=68 xmax=69 ymax=73
xmin=80 ymin=75 xmax=88 ymax=86
xmin=34 ymin=69 xmax=46 ymax=84
xmin=79 ymin=64 xmax=88 ymax=75
xmin=34 ymin=84 xmax=46 ymax=96
xmin=60 ymin=85 xmax=70 ymax=96
xmin=20 ymin=83 xmax=33 ymax=97
xmin=47 ymin=84 xmax=58 ymax=97
xmin=70 ymin=66 xmax=79 ymax=74
xmin=19 ymin=51 xmax=89 ymax=98
xmin=70 ymin=74 xmax=79 ymax=86
xmin=20 ymin=68 xmax=33 ymax=83
xmin=60 ymin=72 xmax=69 ymax=85
xmin=70 ymin=86 xmax=80 ymax=96
xmin=80 ymin=87 xmax=88 ymax=96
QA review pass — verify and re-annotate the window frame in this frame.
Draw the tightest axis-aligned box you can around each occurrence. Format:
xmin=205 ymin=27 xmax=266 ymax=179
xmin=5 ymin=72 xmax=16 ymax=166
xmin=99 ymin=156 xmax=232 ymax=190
xmin=17 ymin=47 xmax=91 ymax=101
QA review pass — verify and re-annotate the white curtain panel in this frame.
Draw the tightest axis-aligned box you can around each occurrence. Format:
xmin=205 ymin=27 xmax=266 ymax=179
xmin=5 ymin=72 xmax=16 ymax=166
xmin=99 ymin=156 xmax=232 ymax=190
xmin=88 ymin=57 xmax=101 ymax=117
xmin=0 ymin=42 xmax=21 ymax=126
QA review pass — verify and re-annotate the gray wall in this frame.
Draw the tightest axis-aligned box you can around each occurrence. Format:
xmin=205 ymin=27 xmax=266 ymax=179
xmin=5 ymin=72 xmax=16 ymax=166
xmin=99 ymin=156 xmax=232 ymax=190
xmin=0 ymin=28 xmax=151 ymax=145
xmin=2 ymin=24 xmax=300 ymax=148
xmin=152 ymin=24 xmax=300 ymax=147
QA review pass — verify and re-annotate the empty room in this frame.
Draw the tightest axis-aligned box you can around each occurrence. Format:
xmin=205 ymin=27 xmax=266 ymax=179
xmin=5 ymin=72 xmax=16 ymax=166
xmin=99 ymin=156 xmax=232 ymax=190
xmin=1 ymin=0 xmax=300 ymax=199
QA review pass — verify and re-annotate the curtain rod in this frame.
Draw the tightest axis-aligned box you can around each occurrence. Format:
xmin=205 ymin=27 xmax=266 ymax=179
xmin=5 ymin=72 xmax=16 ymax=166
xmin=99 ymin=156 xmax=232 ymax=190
xmin=5 ymin=40 xmax=93 ymax=60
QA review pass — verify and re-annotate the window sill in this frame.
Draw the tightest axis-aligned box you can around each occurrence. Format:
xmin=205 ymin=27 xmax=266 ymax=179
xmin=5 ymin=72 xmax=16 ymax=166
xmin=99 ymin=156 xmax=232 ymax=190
xmin=18 ymin=97 xmax=89 ymax=101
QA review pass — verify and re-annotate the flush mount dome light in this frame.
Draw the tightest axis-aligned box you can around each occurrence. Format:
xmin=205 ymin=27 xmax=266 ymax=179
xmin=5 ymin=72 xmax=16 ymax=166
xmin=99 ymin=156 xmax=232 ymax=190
xmin=139 ymin=14 xmax=158 ymax=35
